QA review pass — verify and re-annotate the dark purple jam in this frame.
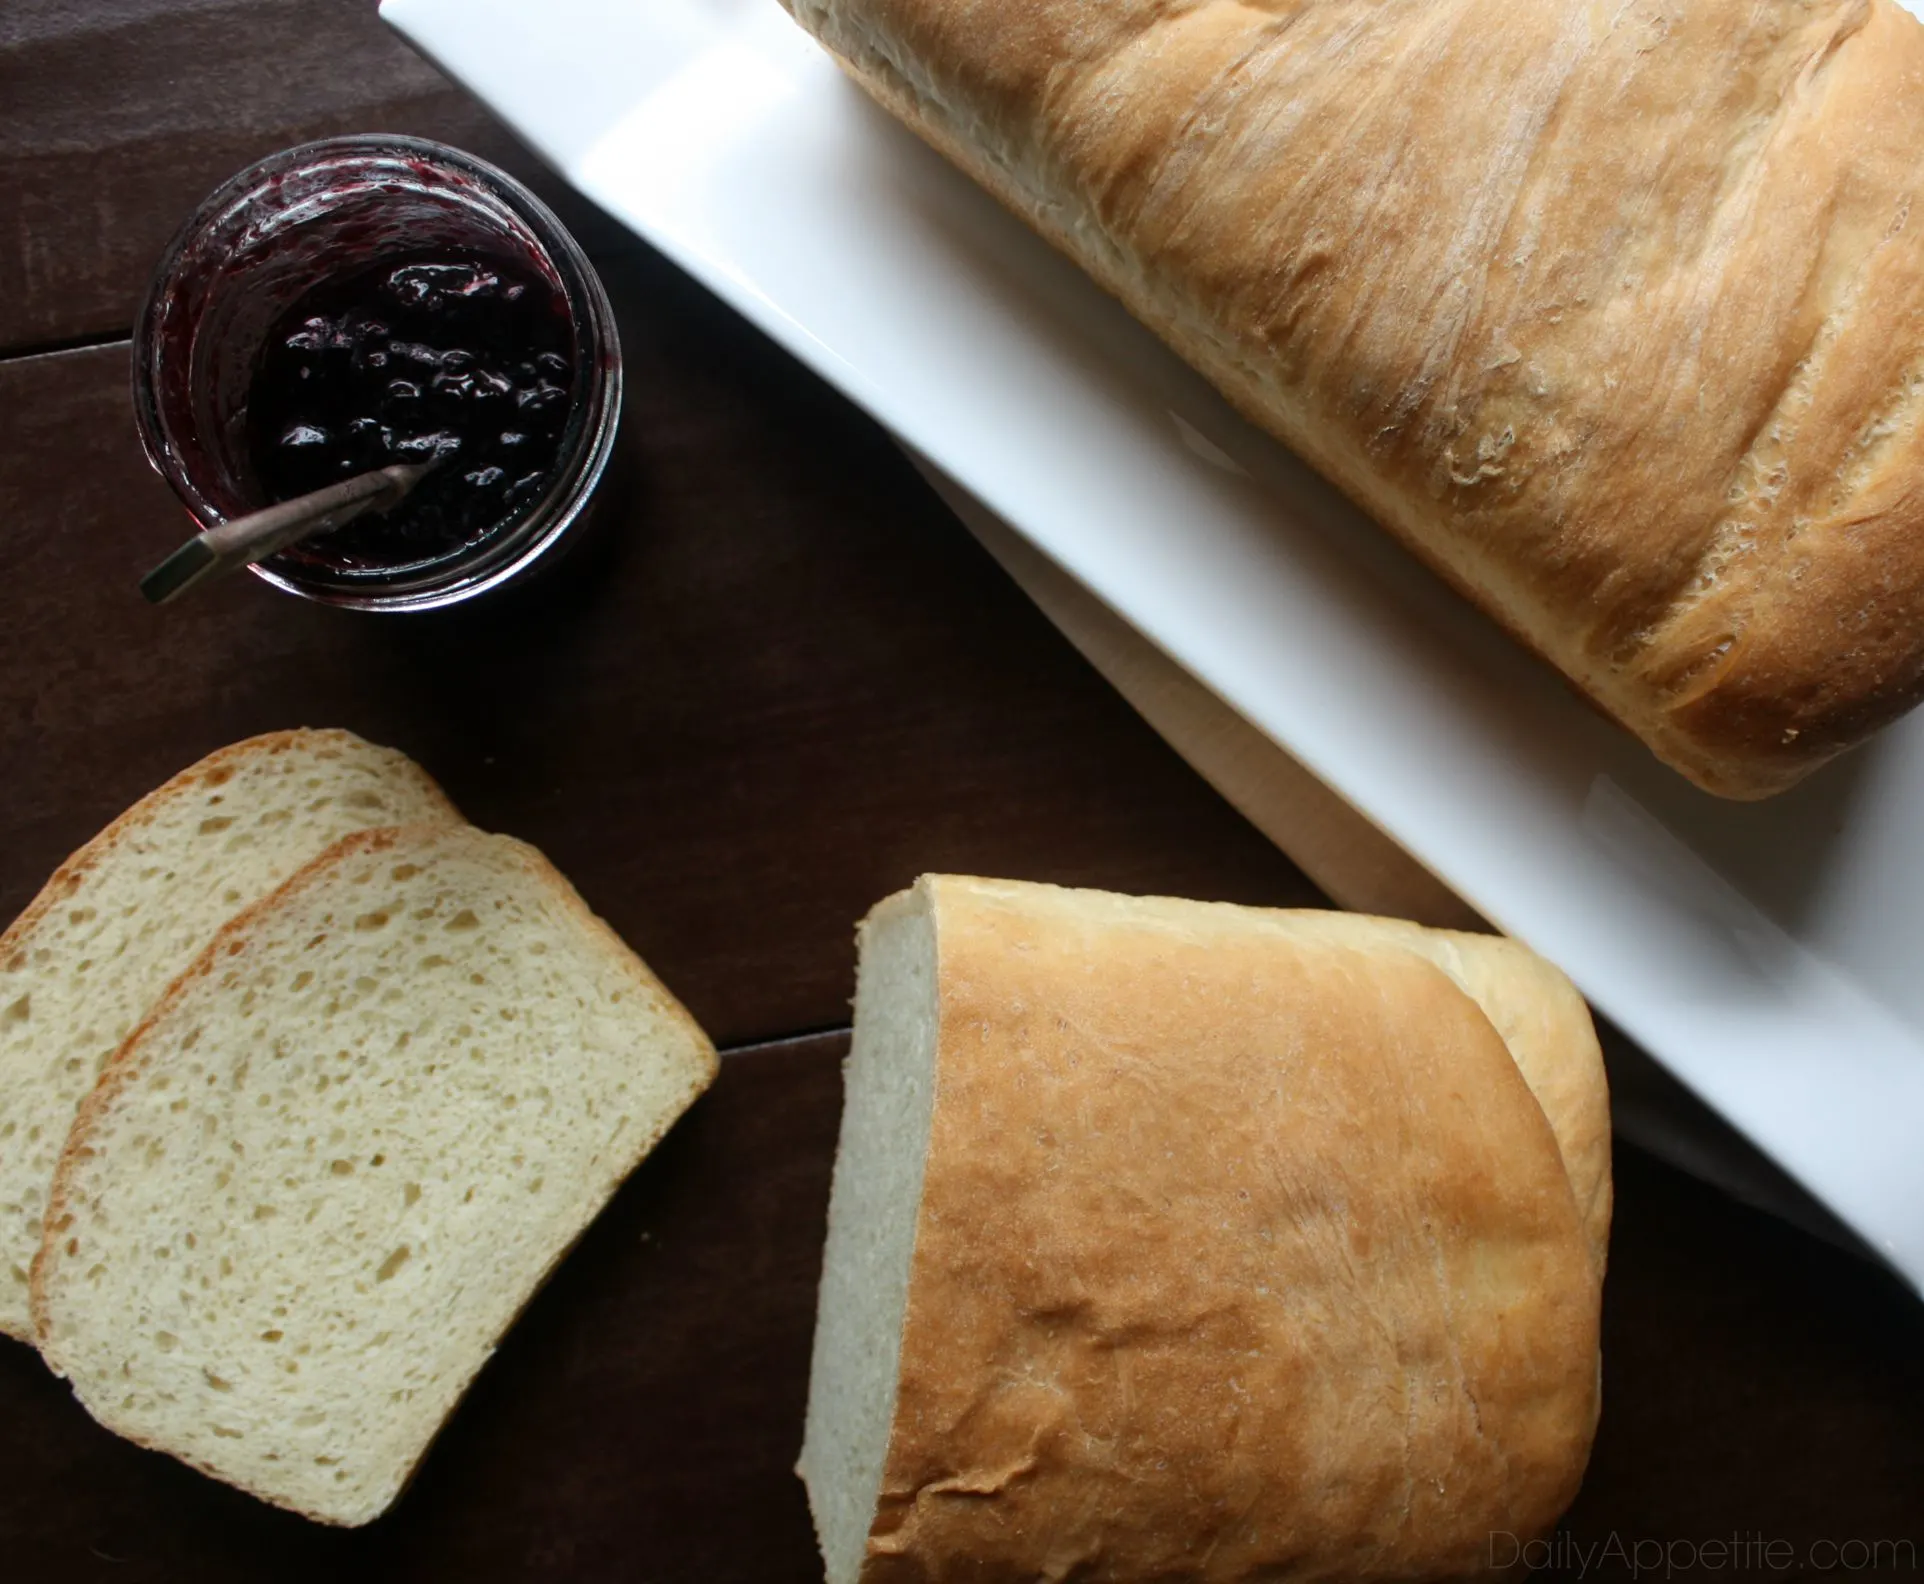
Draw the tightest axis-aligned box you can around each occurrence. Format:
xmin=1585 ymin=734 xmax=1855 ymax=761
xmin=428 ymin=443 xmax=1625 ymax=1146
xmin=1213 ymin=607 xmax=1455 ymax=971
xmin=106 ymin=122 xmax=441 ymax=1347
xmin=246 ymin=253 xmax=575 ymax=571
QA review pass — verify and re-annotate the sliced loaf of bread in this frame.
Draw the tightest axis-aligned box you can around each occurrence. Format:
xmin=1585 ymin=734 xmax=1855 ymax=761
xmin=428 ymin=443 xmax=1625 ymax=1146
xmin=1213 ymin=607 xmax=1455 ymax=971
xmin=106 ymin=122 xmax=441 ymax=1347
xmin=801 ymin=875 xmax=1608 ymax=1584
xmin=32 ymin=823 xmax=717 ymax=1525
xmin=0 ymin=730 xmax=459 ymax=1338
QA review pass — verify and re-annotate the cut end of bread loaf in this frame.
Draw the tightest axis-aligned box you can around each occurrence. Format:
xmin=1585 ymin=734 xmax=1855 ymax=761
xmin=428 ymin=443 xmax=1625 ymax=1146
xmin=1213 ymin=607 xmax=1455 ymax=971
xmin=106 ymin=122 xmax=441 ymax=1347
xmin=0 ymin=729 xmax=458 ymax=1341
xmin=801 ymin=875 xmax=1607 ymax=1582
xmin=798 ymin=889 xmax=938 ymax=1584
xmin=31 ymin=822 xmax=716 ymax=1525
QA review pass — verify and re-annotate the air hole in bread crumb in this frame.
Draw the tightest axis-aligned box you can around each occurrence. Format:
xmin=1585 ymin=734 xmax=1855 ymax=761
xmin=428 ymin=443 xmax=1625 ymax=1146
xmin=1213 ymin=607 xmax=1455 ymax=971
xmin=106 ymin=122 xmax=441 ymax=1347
xmin=199 ymin=816 xmax=234 ymax=835
xmin=261 ymin=1329 xmax=283 ymax=1343
xmin=392 ymin=864 xmax=421 ymax=881
xmin=444 ymin=909 xmax=480 ymax=932
xmin=203 ymin=1369 xmax=231 ymax=1391
xmin=376 ymin=1247 xmax=411 ymax=1282
xmin=419 ymin=955 xmax=449 ymax=970
xmin=291 ymin=971 xmax=313 ymax=992
xmin=370 ymin=1153 xmax=385 ymax=1167
xmin=354 ymin=911 xmax=390 ymax=932
xmin=253 ymin=1205 xmax=277 ymax=1220
xmin=211 ymin=1426 xmax=243 ymax=1439
xmin=404 ymin=1183 xmax=421 ymax=1207
xmin=156 ymin=1331 xmax=178 ymax=1351
xmin=330 ymin=1160 xmax=354 ymax=1176
xmin=5 ymin=996 xmax=29 ymax=1024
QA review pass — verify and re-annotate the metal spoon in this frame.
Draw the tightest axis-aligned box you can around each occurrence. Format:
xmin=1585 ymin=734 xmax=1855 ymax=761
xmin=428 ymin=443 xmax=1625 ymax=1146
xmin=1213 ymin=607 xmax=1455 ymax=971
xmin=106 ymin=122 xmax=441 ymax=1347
xmin=139 ymin=462 xmax=435 ymax=606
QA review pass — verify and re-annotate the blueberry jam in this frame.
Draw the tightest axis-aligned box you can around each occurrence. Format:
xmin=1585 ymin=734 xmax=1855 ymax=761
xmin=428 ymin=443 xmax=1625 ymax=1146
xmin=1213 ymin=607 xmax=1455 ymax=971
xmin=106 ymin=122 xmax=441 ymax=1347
xmin=246 ymin=253 xmax=575 ymax=571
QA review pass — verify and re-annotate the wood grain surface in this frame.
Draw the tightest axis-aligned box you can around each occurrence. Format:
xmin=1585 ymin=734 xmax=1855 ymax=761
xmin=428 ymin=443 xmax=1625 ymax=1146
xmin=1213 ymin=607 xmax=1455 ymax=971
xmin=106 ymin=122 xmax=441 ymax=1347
xmin=0 ymin=0 xmax=633 ymax=355
xmin=0 ymin=250 xmax=1322 ymax=1049
xmin=1 ymin=2 xmax=1920 ymax=1578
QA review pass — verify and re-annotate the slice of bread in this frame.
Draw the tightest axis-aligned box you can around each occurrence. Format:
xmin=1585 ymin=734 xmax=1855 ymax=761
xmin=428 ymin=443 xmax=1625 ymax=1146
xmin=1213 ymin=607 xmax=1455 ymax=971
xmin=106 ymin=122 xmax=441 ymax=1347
xmin=800 ymin=875 xmax=1608 ymax=1584
xmin=32 ymin=823 xmax=718 ymax=1526
xmin=0 ymin=730 xmax=460 ymax=1339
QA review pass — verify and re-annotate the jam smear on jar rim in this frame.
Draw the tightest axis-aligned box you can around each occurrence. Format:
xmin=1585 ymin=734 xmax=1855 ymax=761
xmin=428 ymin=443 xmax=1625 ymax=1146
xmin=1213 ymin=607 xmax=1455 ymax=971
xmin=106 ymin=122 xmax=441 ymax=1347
xmin=246 ymin=252 xmax=576 ymax=573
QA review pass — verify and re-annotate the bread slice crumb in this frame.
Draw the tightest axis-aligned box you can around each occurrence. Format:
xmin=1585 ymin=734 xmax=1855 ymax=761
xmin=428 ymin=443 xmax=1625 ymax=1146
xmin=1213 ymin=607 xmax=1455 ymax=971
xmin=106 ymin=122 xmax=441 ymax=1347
xmin=32 ymin=823 xmax=717 ymax=1525
xmin=0 ymin=729 xmax=459 ymax=1340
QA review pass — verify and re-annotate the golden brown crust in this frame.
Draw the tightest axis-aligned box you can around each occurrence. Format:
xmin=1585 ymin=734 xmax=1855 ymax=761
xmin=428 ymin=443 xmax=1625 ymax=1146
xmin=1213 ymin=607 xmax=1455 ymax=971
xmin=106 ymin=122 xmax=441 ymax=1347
xmin=787 ymin=0 xmax=1924 ymax=796
xmin=863 ymin=877 xmax=1603 ymax=1582
xmin=1308 ymin=916 xmax=1614 ymax=1274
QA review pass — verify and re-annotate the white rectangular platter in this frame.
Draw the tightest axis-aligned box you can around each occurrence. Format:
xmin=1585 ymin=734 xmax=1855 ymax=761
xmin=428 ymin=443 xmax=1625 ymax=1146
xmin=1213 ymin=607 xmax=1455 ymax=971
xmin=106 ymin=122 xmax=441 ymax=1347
xmin=385 ymin=0 xmax=1924 ymax=1292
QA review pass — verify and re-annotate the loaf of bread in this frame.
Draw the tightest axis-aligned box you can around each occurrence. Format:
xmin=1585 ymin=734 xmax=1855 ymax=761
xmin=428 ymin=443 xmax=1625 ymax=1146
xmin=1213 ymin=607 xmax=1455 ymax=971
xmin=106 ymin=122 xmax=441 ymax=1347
xmin=782 ymin=0 xmax=1924 ymax=797
xmin=800 ymin=876 xmax=1608 ymax=1582
xmin=33 ymin=823 xmax=718 ymax=1525
xmin=0 ymin=729 xmax=460 ymax=1340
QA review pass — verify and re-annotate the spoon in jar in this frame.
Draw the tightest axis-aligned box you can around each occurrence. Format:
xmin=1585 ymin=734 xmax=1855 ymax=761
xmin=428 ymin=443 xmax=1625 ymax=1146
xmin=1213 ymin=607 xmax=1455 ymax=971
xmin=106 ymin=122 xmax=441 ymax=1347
xmin=139 ymin=461 xmax=436 ymax=606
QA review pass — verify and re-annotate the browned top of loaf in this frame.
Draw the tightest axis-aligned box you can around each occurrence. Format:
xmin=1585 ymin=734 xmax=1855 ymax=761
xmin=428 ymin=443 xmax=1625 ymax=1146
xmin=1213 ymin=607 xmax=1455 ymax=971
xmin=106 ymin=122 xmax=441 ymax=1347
xmin=790 ymin=0 xmax=1924 ymax=796
xmin=867 ymin=878 xmax=1600 ymax=1582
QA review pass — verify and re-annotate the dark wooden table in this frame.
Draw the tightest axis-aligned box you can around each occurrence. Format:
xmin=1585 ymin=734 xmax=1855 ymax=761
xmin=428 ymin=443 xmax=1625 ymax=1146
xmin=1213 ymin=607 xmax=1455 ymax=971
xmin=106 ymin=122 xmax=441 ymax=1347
xmin=2 ymin=5 xmax=1921 ymax=1579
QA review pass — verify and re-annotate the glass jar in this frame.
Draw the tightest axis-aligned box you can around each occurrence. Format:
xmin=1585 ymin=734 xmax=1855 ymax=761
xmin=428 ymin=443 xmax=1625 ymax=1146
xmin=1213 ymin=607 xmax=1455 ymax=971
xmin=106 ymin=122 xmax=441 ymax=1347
xmin=132 ymin=135 xmax=621 ymax=611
